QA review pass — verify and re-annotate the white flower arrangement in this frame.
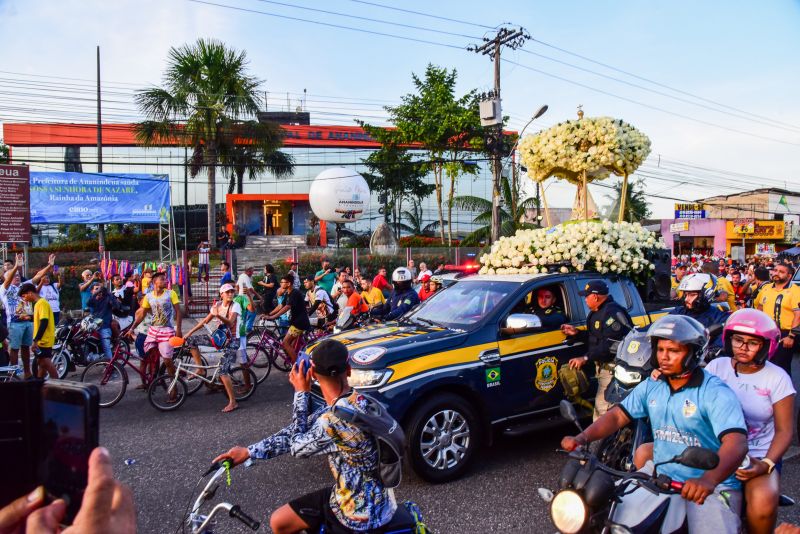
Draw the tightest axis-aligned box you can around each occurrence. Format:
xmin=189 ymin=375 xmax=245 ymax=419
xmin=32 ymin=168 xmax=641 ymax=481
xmin=478 ymin=221 xmax=664 ymax=280
xmin=518 ymin=116 xmax=651 ymax=184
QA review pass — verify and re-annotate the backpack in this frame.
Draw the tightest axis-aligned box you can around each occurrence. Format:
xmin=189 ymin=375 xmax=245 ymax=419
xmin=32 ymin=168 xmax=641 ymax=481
xmin=332 ymin=392 xmax=406 ymax=489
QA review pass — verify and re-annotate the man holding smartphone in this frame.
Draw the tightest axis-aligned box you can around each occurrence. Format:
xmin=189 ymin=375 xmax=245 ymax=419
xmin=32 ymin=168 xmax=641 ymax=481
xmin=19 ymin=283 xmax=59 ymax=380
xmin=314 ymin=260 xmax=336 ymax=296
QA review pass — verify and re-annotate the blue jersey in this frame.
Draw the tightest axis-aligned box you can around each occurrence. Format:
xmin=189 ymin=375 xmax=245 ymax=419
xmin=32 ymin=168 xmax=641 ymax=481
xmin=620 ymin=369 xmax=746 ymax=490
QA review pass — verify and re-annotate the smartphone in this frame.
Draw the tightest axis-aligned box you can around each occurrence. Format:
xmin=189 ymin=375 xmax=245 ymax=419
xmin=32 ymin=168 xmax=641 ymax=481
xmin=41 ymin=382 xmax=99 ymax=523
xmin=0 ymin=380 xmax=44 ymax=509
xmin=53 ymin=264 xmax=59 ymax=274
xmin=296 ymin=350 xmax=311 ymax=374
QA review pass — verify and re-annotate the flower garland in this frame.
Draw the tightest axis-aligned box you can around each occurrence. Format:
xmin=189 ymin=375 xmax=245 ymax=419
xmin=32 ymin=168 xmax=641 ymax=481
xmin=478 ymin=221 xmax=664 ymax=280
xmin=518 ymin=116 xmax=651 ymax=184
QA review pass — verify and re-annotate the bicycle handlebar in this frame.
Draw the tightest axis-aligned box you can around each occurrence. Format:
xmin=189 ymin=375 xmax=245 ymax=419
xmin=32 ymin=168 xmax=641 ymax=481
xmin=229 ymin=505 xmax=260 ymax=531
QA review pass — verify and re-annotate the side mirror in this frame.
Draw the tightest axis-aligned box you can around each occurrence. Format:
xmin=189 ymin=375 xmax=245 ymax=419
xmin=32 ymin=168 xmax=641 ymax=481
xmin=674 ymin=447 xmax=719 ymax=470
xmin=559 ymin=399 xmax=578 ymax=424
xmin=505 ymin=313 xmax=543 ymax=332
xmin=705 ymin=324 xmax=723 ymax=339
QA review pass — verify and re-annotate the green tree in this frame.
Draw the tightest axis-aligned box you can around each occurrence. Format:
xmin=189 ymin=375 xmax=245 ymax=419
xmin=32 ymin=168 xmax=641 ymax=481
xmin=453 ymin=175 xmax=537 ymax=246
xmin=188 ymin=119 xmax=295 ymax=195
xmin=362 ymin=143 xmax=433 ymax=238
xmin=0 ymin=140 xmax=9 ymax=163
xmin=605 ymin=177 xmax=652 ymax=222
xmin=135 ymin=39 xmax=263 ymax=246
xmin=398 ymin=199 xmax=442 ymax=236
xmin=360 ymin=64 xmax=483 ymax=245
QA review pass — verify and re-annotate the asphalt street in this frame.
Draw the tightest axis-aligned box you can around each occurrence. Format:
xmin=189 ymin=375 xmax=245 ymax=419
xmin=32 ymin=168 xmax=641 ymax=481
xmin=86 ymin=344 xmax=800 ymax=534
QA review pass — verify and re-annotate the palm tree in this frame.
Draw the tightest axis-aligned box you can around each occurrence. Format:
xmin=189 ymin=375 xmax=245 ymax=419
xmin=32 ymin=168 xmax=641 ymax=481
xmin=397 ymin=199 xmax=442 ymax=236
xmin=605 ymin=177 xmax=651 ymax=222
xmin=453 ymin=176 xmax=538 ymax=246
xmin=187 ymin=119 xmax=295 ymax=195
xmin=135 ymin=39 xmax=263 ymax=246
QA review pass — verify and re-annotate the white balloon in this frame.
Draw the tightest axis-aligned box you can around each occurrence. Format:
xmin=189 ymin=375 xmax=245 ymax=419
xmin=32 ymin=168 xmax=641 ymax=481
xmin=308 ymin=168 xmax=370 ymax=223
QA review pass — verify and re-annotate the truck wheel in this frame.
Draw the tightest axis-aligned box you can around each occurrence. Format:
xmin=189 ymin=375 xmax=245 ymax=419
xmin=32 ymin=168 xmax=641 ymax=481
xmin=407 ymin=393 xmax=480 ymax=483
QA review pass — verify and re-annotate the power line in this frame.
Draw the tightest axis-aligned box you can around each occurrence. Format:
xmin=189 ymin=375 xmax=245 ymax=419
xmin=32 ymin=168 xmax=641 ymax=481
xmin=344 ymin=0 xmax=494 ymax=29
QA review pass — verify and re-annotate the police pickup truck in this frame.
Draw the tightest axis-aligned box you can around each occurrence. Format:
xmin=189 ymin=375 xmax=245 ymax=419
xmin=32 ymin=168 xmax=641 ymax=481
xmin=308 ymin=272 xmax=664 ymax=482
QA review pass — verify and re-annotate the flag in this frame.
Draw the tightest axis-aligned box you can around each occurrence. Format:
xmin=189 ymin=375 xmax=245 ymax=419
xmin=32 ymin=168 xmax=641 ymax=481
xmin=779 ymin=195 xmax=789 ymax=209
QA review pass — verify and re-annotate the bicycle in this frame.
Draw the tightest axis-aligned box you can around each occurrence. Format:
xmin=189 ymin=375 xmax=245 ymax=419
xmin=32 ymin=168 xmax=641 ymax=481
xmin=80 ymin=340 xmax=209 ymax=408
xmin=148 ymin=351 xmax=257 ymax=412
xmin=246 ymin=318 xmax=327 ymax=374
xmin=182 ymin=460 xmax=260 ymax=534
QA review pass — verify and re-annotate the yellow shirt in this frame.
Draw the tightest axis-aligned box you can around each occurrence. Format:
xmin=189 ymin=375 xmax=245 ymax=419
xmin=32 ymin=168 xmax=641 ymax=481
xmin=33 ymin=298 xmax=56 ymax=348
xmin=759 ymin=283 xmax=800 ymax=331
xmin=362 ymin=287 xmax=386 ymax=307
xmin=715 ymin=276 xmax=737 ymax=310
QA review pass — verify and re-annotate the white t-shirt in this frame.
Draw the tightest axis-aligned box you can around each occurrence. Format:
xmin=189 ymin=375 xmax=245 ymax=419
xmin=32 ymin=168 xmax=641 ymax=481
xmin=418 ymin=269 xmax=433 ymax=280
xmin=214 ymin=300 xmax=242 ymax=341
xmin=236 ymin=273 xmax=253 ymax=295
xmin=705 ymin=357 xmax=796 ymax=457
xmin=198 ymin=246 xmax=210 ymax=265
xmin=39 ymin=284 xmax=60 ymax=313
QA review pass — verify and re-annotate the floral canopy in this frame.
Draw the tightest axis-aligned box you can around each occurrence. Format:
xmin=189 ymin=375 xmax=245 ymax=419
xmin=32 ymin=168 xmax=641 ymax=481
xmin=518 ymin=115 xmax=651 ymax=184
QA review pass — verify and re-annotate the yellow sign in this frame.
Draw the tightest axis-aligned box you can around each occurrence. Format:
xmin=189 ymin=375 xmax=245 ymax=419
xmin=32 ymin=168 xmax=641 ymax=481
xmin=674 ymin=203 xmax=703 ymax=211
xmin=726 ymin=220 xmax=784 ymax=240
xmin=732 ymin=218 xmax=755 ymax=235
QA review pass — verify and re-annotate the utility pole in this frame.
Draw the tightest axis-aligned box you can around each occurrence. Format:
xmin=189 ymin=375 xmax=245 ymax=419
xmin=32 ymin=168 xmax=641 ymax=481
xmin=469 ymin=27 xmax=530 ymax=243
xmin=96 ymin=45 xmax=106 ymax=251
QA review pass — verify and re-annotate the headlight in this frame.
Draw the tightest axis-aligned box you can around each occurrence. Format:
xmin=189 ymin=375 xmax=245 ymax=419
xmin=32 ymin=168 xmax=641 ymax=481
xmin=550 ymin=490 xmax=587 ymax=534
xmin=347 ymin=369 xmax=393 ymax=388
xmin=614 ymin=365 xmax=642 ymax=386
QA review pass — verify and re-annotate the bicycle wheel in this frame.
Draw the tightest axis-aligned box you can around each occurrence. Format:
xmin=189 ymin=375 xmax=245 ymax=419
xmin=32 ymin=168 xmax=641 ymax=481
xmin=81 ymin=361 xmax=128 ymax=408
xmin=266 ymin=341 xmax=292 ymax=372
xmin=246 ymin=344 xmax=272 ymax=384
xmin=174 ymin=351 xmax=208 ymax=395
xmin=228 ymin=367 xmax=257 ymax=401
xmin=148 ymin=374 xmax=188 ymax=412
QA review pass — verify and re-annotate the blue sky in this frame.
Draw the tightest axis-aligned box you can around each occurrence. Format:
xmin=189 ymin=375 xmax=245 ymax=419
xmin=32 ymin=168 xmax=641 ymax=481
xmin=1 ymin=0 xmax=798 ymax=218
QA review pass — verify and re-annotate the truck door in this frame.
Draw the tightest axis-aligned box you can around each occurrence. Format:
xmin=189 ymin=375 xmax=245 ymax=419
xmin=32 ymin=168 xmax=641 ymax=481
xmin=496 ymin=282 xmax=586 ymax=416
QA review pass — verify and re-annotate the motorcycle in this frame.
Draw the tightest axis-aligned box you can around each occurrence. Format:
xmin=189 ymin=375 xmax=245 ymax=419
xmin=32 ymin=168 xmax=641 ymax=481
xmin=594 ymin=324 xmax=725 ymax=472
xmin=332 ymin=306 xmax=373 ymax=334
xmin=540 ymin=400 xmax=721 ymax=533
xmin=52 ymin=314 xmax=127 ymax=379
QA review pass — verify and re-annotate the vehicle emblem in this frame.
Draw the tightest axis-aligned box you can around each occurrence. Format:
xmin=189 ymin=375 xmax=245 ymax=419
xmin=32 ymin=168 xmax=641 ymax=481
xmin=485 ymin=367 xmax=501 ymax=388
xmin=535 ymin=357 xmax=558 ymax=392
xmin=351 ymin=346 xmax=387 ymax=365
xmin=627 ymin=341 xmax=640 ymax=354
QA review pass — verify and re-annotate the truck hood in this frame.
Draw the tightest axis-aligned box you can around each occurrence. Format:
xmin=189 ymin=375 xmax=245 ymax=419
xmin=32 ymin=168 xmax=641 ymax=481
xmin=311 ymin=322 xmax=468 ymax=368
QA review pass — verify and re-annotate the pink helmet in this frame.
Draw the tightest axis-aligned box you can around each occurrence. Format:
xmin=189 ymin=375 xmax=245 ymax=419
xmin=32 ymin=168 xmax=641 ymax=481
xmin=722 ymin=309 xmax=781 ymax=365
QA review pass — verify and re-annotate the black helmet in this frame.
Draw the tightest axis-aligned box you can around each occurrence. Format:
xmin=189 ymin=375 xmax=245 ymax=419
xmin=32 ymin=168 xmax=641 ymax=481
xmin=646 ymin=315 xmax=708 ymax=374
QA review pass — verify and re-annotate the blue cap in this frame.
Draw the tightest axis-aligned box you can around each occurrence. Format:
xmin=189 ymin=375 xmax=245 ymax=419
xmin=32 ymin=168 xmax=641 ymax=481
xmin=578 ymin=280 xmax=609 ymax=296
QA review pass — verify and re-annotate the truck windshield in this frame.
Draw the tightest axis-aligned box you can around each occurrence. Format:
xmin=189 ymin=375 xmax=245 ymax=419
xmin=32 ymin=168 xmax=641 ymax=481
xmin=406 ymin=280 xmax=518 ymax=330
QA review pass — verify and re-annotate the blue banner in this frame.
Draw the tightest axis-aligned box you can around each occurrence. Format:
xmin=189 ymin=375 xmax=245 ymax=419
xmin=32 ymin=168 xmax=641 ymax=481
xmin=30 ymin=172 xmax=170 ymax=224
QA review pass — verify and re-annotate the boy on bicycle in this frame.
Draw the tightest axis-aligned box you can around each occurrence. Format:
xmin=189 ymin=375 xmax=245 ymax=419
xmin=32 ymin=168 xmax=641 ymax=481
xmin=181 ymin=284 xmax=243 ymax=413
xmin=214 ymin=339 xmax=396 ymax=533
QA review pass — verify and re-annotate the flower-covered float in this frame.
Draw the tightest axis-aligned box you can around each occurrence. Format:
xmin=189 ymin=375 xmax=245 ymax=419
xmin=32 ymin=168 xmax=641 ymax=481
xmin=481 ymin=110 xmax=662 ymax=280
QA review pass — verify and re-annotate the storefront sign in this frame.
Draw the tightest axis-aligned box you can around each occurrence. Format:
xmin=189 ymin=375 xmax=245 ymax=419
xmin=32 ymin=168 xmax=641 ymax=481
xmin=756 ymin=243 xmax=776 ymax=256
xmin=726 ymin=220 xmax=784 ymax=240
xmin=732 ymin=218 xmax=755 ymax=235
xmin=669 ymin=221 xmax=689 ymax=233
xmin=674 ymin=203 xmax=706 ymax=219
xmin=0 ymin=164 xmax=31 ymax=243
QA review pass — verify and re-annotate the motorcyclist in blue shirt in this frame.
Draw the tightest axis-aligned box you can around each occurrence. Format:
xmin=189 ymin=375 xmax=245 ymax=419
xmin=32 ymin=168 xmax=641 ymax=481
xmin=561 ymin=315 xmax=748 ymax=534
xmin=371 ymin=267 xmax=420 ymax=321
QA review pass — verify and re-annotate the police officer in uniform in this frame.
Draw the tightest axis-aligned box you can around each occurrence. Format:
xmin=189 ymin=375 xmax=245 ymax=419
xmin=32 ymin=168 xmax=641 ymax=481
xmin=560 ymin=280 xmax=633 ymax=420
xmin=531 ymin=287 xmax=567 ymax=329
xmin=371 ymin=267 xmax=420 ymax=321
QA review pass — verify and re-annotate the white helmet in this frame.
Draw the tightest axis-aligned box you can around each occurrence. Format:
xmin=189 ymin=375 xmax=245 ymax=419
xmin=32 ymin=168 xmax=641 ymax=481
xmin=677 ymin=273 xmax=711 ymax=292
xmin=392 ymin=267 xmax=413 ymax=283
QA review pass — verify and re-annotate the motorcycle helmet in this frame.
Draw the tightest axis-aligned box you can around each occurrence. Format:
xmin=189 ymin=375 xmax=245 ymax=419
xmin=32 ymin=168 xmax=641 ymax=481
xmin=392 ymin=267 xmax=413 ymax=283
xmin=722 ymin=309 xmax=781 ymax=365
xmin=646 ymin=315 xmax=708 ymax=375
xmin=392 ymin=267 xmax=413 ymax=291
xmin=677 ymin=273 xmax=717 ymax=312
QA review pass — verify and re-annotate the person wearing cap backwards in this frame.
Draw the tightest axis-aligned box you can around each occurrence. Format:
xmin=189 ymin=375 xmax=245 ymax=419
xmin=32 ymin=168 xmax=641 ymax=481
xmin=213 ymin=339 xmax=397 ymax=533
xmin=180 ymin=283 xmax=244 ymax=413
xmin=560 ymin=280 xmax=633 ymax=420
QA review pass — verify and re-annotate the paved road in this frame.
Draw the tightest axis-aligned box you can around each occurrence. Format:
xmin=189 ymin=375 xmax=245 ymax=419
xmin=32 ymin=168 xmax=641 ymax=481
xmin=90 ymin=345 xmax=800 ymax=534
